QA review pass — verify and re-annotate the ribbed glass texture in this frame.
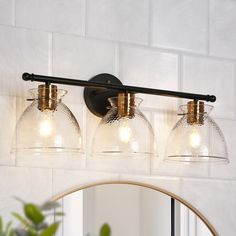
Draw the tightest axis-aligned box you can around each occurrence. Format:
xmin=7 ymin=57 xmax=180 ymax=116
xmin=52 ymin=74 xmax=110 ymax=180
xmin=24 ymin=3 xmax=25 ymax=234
xmin=165 ymin=104 xmax=228 ymax=163
xmin=92 ymin=96 xmax=155 ymax=158
xmin=13 ymin=88 xmax=82 ymax=154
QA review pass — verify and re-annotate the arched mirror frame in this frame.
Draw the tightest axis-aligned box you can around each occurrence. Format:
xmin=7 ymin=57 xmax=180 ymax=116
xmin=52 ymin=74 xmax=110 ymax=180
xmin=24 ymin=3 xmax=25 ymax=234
xmin=51 ymin=180 xmax=218 ymax=236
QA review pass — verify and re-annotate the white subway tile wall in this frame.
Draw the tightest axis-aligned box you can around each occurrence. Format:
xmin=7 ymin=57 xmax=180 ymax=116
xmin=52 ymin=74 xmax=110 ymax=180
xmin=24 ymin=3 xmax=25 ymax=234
xmin=181 ymin=178 xmax=236 ymax=236
xmin=182 ymin=55 xmax=235 ymax=119
xmin=52 ymin=169 xmax=119 ymax=196
xmin=151 ymin=0 xmax=208 ymax=53
xmin=53 ymin=34 xmax=117 ymax=79
xmin=0 ymin=26 xmax=49 ymax=97
xmin=52 ymin=33 xmax=117 ymax=102
xmin=119 ymin=45 xmax=179 ymax=109
xmin=209 ymin=118 xmax=236 ymax=179
xmin=86 ymin=0 xmax=149 ymax=44
xmin=0 ymin=96 xmax=16 ymax=166
xmin=0 ymin=0 xmax=235 ymax=235
xmin=15 ymin=0 xmax=86 ymax=35
xmin=0 ymin=0 xmax=14 ymax=26
xmin=0 ymin=166 xmax=52 ymax=222
xmin=210 ymin=0 xmax=236 ymax=59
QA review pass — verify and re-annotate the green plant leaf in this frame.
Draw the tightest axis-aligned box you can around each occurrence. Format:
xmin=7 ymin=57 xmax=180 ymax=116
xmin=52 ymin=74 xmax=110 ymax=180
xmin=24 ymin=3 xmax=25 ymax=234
xmin=9 ymin=229 xmax=15 ymax=236
xmin=12 ymin=213 xmax=34 ymax=232
xmin=14 ymin=197 xmax=25 ymax=205
xmin=38 ymin=222 xmax=59 ymax=236
xmin=0 ymin=216 xmax=3 ymax=234
xmin=24 ymin=204 xmax=44 ymax=225
xmin=40 ymin=202 xmax=60 ymax=211
xmin=5 ymin=221 xmax=12 ymax=235
xmin=99 ymin=224 xmax=111 ymax=236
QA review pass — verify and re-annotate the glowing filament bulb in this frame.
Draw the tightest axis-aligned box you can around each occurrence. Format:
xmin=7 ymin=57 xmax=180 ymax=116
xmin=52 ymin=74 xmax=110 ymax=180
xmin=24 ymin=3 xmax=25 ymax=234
xmin=39 ymin=111 xmax=54 ymax=137
xmin=119 ymin=121 xmax=132 ymax=143
xmin=189 ymin=128 xmax=201 ymax=149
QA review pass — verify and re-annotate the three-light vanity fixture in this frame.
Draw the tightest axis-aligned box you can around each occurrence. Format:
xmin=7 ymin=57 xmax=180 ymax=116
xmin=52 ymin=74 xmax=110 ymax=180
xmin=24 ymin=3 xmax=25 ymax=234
xmin=13 ymin=72 xmax=229 ymax=163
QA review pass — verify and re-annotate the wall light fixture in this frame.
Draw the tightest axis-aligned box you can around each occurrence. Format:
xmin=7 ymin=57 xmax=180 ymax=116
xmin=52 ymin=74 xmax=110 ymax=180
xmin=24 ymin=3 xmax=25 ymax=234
xmin=13 ymin=83 xmax=82 ymax=154
xmin=14 ymin=72 xmax=228 ymax=163
xmin=165 ymin=101 xmax=228 ymax=163
xmin=92 ymin=92 xmax=155 ymax=157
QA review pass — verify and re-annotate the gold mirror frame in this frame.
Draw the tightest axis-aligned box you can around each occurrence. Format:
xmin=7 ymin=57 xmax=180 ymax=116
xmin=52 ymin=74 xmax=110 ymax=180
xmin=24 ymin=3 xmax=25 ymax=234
xmin=51 ymin=180 xmax=218 ymax=236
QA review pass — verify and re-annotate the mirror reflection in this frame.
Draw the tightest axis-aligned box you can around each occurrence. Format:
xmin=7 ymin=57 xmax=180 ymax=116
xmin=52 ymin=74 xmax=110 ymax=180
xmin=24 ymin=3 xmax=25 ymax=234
xmin=55 ymin=184 xmax=213 ymax=236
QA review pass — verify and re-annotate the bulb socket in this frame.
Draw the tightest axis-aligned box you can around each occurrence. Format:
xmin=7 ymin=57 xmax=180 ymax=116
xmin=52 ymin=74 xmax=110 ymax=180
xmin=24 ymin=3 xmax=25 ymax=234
xmin=117 ymin=93 xmax=135 ymax=118
xmin=38 ymin=84 xmax=58 ymax=111
xmin=187 ymin=101 xmax=204 ymax=125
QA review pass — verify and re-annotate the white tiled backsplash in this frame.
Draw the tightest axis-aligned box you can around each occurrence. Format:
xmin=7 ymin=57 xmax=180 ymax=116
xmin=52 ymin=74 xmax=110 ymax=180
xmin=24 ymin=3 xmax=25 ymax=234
xmin=0 ymin=0 xmax=235 ymax=235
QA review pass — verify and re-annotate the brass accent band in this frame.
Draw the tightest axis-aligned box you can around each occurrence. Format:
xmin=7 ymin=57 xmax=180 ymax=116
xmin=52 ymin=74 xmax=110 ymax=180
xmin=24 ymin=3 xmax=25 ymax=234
xmin=38 ymin=84 xmax=58 ymax=111
xmin=117 ymin=93 xmax=135 ymax=118
xmin=187 ymin=101 xmax=204 ymax=125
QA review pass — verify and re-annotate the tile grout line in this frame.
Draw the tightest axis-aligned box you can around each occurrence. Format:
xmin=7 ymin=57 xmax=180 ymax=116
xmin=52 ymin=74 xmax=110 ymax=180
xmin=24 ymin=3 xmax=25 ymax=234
xmin=82 ymin=106 xmax=87 ymax=169
xmin=148 ymin=0 xmax=153 ymax=47
xmin=84 ymin=109 xmax=89 ymax=169
xmin=12 ymin=0 xmax=16 ymax=26
xmin=179 ymin=175 xmax=236 ymax=182
xmin=178 ymin=54 xmax=183 ymax=107
xmin=149 ymin=110 xmax=155 ymax=176
xmin=206 ymin=0 xmax=210 ymax=55
xmin=0 ymin=23 xmax=235 ymax=63
xmin=13 ymin=96 xmax=17 ymax=166
xmin=83 ymin=0 xmax=87 ymax=37
xmin=114 ymin=43 xmax=120 ymax=78
xmin=233 ymin=61 xmax=236 ymax=120
xmin=48 ymin=33 xmax=53 ymax=76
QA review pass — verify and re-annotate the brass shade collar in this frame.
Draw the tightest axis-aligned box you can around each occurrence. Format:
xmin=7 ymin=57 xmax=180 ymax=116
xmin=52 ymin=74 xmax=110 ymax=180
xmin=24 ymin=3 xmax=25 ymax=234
xmin=187 ymin=101 xmax=205 ymax=125
xmin=117 ymin=93 xmax=135 ymax=118
xmin=38 ymin=84 xmax=58 ymax=111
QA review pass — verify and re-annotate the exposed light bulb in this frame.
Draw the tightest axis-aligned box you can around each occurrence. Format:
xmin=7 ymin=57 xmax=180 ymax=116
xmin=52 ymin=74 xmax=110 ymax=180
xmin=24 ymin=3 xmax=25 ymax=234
xmin=119 ymin=121 xmax=132 ymax=143
xmin=39 ymin=111 xmax=54 ymax=137
xmin=189 ymin=127 xmax=201 ymax=149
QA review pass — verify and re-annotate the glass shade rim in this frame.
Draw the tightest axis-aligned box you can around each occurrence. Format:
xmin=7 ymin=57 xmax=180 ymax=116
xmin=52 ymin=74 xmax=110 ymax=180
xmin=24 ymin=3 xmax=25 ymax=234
xmin=108 ymin=96 xmax=143 ymax=108
xmin=28 ymin=88 xmax=68 ymax=100
xmin=178 ymin=103 xmax=214 ymax=115
xmin=164 ymin=155 xmax=229 ymax=164
xmin=12 ymin=147 xmax=83 ymax=154
xmin=91 ymin=150 xmax=156 ymax=158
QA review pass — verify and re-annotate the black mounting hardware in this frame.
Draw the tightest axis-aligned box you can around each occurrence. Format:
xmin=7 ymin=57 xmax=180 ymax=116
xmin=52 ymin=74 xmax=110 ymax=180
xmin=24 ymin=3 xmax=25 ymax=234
xmin=22 ymin=72 xmax=216 ymax=117
xmin=84 ymin=74 xmax=123 ymax=117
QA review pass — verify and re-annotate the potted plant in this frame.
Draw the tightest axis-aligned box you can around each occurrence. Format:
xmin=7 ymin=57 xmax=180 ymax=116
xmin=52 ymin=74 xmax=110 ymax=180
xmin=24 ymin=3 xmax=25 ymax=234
xmin=0 ymin=199 xmax=111 ymax=236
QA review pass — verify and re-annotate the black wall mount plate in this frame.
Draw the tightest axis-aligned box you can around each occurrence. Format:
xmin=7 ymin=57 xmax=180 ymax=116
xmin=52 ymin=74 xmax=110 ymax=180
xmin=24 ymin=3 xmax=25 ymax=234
xmin=83 ymin=73 xmax=123 ymax=117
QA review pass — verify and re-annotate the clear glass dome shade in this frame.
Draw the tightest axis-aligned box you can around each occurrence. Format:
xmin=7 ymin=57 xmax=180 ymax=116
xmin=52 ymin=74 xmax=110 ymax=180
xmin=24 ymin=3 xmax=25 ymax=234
xmin=13 ymin=86 xmax=82 ymax=154
xmin=165 ymin=102 xmax=228 ymax=163
xmin=92 ymin=94 xmax=155 ymax=157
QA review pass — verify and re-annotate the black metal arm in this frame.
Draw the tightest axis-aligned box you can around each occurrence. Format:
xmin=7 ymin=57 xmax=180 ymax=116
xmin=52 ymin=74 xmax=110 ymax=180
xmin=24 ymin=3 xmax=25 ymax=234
xmin=22 ymin=73 xmax=216 ymax=102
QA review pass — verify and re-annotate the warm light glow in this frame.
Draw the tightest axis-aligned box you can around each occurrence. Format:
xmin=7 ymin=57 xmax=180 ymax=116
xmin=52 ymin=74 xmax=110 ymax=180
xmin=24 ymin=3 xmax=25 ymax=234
xmin=39 ymin=111 xmax=54 ymax=137
xmin=189 ymin=128 xmax=201 ymax=149
xmin=119 ymin=121 xmax=132 ymax=143
xmin=39 ymin=120 xmax=53 ymax=137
